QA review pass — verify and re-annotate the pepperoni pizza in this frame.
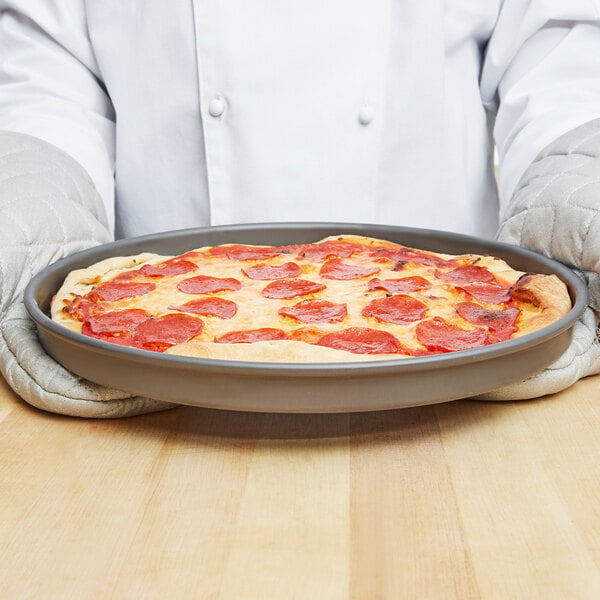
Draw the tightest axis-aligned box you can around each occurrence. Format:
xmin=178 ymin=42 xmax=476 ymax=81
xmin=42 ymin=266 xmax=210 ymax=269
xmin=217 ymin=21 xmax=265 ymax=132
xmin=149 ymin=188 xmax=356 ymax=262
xmin=51 ymin=235 xmax=572 ymax=362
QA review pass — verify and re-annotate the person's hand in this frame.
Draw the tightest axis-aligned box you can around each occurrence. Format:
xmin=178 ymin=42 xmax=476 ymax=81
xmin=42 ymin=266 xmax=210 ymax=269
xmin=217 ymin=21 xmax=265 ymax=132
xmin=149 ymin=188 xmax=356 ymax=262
xmin=479 ymin=119 xmax=600 ymax=400
xmin=0 ymin=131 xmax=174 ymax=417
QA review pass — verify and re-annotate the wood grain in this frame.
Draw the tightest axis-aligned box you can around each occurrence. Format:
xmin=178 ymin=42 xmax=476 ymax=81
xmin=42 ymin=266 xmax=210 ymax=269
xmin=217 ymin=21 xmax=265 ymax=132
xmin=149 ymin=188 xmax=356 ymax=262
xmin=1 ymin=374 xmax=600 ymax=598
xmin=349 ymin=407 xmax=479 ymax=599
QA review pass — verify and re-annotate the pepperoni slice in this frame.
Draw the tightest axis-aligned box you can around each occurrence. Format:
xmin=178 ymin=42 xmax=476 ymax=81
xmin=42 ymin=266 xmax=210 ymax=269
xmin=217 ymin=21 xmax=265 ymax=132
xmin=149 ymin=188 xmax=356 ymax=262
xmin=320 ymin=258 xmax=380 ymax=280
xmin=215 ymin=328 xmax=287 ymax=344
xmin=138 ymin=260 xmax=197 ymax=277
xmin=416 ymin=317 xmax=488 ymax=352
xmin=177 ymin=275 xmax=242 ymax=294
xmin=362 ymin=295 xmax=427 ymax=325
xmin=436 ymin=266 xmax=511 ymax=304
xmin=82 ymin=309 xmax=149 ymax=343
xmin=436 ymin=265 xmax=496 ymax=285
xmin=131 ymin=313 xmax=203 ymax=352
xmin=371 ymin=246 xmax=455 ymax=268
xmin=242 ymin=262 xmax=302 ymax=280
xmin=89 ymin=281 xmax=156 ymax=302
xmin=209 ymin=244 xmax=281 ymax=261
xmin=458 ymin=283 xmax=512 ymax=304
xmin=63 ymin=297 xmax=101 ymax=321
xmin=279 ymin=300 xmax=347 ymax=323
xmin=317 ymin=327 xmax=403 ymax=355
xmin=456 ymin=302 xmax=520 ymax=343
xmin=262 ymin=279 xmax=326 ymax=299
xmin=169 ymin=297 xmax=237 ymax=319
xmin=367 ymin=276 xmax=432 ymax=294
xmin=295 ymin=240 xmax=363 ymax=260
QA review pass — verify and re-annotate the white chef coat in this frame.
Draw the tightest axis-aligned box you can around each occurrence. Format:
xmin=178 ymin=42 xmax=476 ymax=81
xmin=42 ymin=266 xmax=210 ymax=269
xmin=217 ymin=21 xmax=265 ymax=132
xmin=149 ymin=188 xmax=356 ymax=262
xmin=0 ymin=1 xmax=599 ymax=240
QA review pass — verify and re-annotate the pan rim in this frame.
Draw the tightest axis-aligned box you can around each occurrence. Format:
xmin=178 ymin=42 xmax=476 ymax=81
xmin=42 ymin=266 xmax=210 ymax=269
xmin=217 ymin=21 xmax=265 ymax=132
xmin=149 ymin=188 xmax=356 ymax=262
xmin=24 ymin=221 xmax=588 ymax=378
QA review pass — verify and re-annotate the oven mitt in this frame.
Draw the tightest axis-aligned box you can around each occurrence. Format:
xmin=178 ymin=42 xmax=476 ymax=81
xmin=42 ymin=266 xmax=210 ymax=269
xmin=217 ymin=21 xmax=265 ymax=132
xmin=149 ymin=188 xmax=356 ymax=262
xmin=478 ymin=118 xmax=600 ymax=401
xmin=0 ymin=131 xmax=176 ymax=417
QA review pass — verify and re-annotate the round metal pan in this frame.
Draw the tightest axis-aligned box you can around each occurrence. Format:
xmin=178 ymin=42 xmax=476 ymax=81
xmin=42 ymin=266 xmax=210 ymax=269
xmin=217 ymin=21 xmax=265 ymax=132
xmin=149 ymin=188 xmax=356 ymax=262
xmin=24 ymin=223 xmax=587 ymax=413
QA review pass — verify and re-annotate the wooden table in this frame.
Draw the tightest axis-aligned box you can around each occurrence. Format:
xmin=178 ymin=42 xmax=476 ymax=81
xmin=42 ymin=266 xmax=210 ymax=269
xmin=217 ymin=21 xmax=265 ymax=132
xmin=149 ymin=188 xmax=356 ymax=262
xmin=1 ymin=373 xmax=599 ymax=599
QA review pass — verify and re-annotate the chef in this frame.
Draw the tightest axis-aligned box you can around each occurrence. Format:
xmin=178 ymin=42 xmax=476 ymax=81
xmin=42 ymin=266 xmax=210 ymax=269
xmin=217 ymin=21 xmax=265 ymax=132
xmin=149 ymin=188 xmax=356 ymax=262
xmin=0 ymin=0 xmax=599 ymax=417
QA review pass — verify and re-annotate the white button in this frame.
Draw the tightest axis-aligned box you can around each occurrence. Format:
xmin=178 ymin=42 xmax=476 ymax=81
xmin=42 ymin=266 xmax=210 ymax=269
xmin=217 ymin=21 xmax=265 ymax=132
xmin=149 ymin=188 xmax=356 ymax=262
xmin=208 ymin=97 xmax=225 ymax=118
xmin=358 ymin=105 xmax=374 ymax=125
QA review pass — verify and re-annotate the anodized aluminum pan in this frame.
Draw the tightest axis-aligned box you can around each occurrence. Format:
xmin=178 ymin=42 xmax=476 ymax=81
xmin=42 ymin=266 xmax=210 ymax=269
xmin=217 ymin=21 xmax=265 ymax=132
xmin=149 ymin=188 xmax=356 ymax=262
xmin=25 ymin=223 xmax=587 ymax=413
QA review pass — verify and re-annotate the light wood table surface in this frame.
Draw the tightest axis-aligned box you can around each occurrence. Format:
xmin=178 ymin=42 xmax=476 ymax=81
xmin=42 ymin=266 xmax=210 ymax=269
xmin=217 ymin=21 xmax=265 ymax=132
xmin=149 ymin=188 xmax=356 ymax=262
xmin=1 ymin=373 xmax=599 ymax=599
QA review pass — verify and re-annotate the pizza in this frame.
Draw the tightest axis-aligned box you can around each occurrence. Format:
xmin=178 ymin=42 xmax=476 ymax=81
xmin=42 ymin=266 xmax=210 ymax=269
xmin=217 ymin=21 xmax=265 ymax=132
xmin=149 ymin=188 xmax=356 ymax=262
xmin=50 ymin=234 xmax=572 ymax=362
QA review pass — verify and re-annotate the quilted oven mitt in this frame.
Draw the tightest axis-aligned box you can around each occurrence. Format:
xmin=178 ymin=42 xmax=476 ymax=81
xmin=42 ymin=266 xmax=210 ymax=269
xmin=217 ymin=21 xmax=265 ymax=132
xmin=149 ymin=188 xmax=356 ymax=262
xmin=479 ymin=118 xmax=600 ymax=400
xmin=0 ymin=131 xmax=175 ymax=417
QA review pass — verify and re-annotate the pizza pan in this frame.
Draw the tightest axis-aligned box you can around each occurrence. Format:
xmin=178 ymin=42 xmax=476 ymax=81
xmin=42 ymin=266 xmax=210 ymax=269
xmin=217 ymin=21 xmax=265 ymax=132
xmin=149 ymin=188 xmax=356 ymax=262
xmin=24 ymin=223 xmax=587 ymax=413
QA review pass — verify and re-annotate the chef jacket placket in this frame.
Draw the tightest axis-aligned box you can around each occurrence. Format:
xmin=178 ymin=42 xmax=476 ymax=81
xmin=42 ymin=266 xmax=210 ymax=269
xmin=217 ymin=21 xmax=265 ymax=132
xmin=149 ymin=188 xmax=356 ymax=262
xmin=192 ymin=0 xmax=227 ymax=226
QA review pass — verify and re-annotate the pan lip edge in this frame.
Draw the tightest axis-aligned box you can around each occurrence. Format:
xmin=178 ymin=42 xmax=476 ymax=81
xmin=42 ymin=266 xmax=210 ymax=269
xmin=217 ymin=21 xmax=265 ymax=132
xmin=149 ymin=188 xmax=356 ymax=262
xmin=24 ymin=221 xmax=587 ymax=378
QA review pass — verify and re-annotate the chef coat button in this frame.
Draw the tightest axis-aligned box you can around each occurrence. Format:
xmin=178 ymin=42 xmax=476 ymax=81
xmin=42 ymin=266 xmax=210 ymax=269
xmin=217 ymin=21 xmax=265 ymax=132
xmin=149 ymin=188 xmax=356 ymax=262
xmin=358 ymin=105 xmax=374 ymax=125
xmin=208 ymin=97 xmax=225 ymax=118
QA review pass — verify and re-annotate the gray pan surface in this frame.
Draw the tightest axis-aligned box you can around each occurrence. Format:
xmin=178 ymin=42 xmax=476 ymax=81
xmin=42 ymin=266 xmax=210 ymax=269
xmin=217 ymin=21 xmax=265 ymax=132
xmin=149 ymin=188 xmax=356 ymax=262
xmin=25 ymin=223 xmax=587 ymax=413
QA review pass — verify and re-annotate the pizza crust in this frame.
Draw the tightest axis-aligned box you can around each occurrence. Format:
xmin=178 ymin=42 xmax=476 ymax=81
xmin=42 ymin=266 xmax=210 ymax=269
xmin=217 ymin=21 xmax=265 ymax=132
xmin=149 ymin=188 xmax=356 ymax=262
xmin=510 ymin=273 xmax=572 ymax=334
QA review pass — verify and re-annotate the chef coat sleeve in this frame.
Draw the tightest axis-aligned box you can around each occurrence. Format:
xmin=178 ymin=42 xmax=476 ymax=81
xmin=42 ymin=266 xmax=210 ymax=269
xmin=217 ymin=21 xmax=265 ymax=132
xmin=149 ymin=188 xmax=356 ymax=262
xmin=0 ymin=1 xmax=116 ymax=232
xmin=480 ymin=1 xmax=600 ymax=216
